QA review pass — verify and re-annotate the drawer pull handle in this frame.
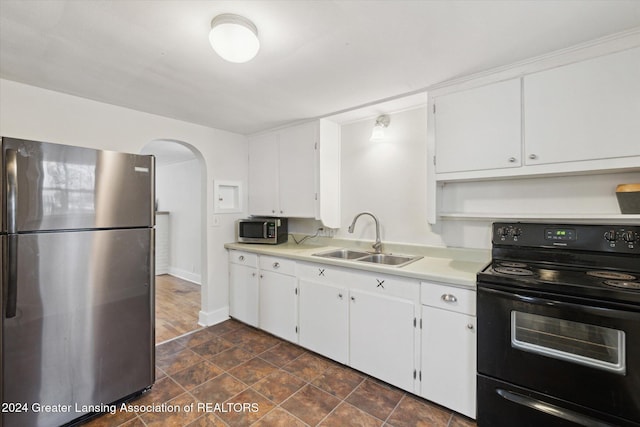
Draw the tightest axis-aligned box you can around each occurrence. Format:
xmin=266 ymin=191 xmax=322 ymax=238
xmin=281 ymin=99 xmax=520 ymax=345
xmin=441 ymin=294 xmax=457 ymax=303
xmin=273 ymin=262 xmax=280 ymax=269
xmin=338 ymin=293 xmax=343 ymax=299
xmin=467 ymin=323 xmax=474 ymax=330
xmin=239 ymin=255 xmax=245 ymax=261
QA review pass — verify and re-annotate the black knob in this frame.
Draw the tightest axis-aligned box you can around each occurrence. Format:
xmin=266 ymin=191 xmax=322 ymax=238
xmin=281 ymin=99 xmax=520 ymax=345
xmin=622 ymin=231 xmax=637 ymax=243
xmin=604 ymin=230 xmax=617 ymax=242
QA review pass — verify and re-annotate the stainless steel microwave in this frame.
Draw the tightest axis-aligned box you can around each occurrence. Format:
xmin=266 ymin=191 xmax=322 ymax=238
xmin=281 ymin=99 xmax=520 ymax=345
xmin=236 ymin=218 xmax=288 ymax=244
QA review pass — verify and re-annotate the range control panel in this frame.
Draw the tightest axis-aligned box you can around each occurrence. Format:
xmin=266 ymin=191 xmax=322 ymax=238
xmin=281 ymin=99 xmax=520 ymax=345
xmin=493 ymin=222 xmax=640 ymax=254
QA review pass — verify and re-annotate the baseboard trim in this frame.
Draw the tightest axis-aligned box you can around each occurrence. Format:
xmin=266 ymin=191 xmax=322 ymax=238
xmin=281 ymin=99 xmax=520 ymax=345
xmin=168 ymin=267 xmax=201 ymax=285
xmin=198 ymin=307 xmax=229 ymax=327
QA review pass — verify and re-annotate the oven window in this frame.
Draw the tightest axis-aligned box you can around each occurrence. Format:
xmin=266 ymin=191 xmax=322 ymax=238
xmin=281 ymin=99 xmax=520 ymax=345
xmin=511 ymin=311 xmax=625 ymax=374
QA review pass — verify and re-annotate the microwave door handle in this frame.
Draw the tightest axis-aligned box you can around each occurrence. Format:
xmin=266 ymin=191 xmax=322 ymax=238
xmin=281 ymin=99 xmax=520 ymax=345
xmin=263 ymin=222 xmax=268 ymax=238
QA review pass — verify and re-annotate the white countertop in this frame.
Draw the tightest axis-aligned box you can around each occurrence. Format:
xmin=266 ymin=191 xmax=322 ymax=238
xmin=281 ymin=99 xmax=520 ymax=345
xmin=224 ymin=239 xmax=489 ymax=288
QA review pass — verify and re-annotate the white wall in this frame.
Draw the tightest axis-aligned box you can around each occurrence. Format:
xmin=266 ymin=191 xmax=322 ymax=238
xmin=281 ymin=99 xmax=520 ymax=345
xmin=156 ymin=158 xmax=202 ymax=283
xmin=334 ymin=107 xmax=446 ymax=247
xmin=0 ymin=78 xmax=248 ymax=326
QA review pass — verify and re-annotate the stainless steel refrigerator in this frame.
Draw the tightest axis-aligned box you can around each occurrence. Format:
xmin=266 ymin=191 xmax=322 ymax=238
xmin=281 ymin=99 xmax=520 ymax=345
xmin=0 ymin=137 xmax=155 ymax=427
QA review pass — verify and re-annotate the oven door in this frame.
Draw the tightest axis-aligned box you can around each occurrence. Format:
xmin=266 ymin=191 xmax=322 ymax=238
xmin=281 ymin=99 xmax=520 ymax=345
xmin=478 ymin=283 xmax=640 ymax=426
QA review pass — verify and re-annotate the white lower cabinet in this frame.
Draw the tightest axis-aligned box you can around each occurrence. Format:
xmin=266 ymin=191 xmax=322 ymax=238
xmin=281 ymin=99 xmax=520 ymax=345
xmin=420 ymin=281 xmax=477 ymax=419
xmin=229 ymin=251 xmax=259 ymax=327
xmin=228 ymin=252 xmax=478 ymax=418
xmin=297 ymin=263 xmax=419 ymax=392
xmin=350 ymin=288 xmax=417 ymax=392
xmin=298 ymin=266 xmax=349 ymax=364
xmin=258 ymin=256 xmax=298 ymax=343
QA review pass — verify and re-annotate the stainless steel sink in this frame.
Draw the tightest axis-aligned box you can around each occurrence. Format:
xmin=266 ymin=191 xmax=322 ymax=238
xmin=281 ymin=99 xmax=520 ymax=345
xmin=312 ymin=248 xmax=371 ymax=260
xmin=356 ymin=253 xmax=422 ymax=267
xmin=312 ymin=248 xmax=422 ymax=268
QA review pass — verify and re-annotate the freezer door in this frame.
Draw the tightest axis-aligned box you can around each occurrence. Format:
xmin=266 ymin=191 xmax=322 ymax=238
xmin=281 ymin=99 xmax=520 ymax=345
xmin=1 ymin=229 xmax=154 ymax=427
xmin=2 ymin=137 xmax=154 ymax=232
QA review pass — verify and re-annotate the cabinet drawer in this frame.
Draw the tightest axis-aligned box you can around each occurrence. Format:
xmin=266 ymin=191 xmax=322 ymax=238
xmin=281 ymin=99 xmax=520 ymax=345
xmin=229 ymin=250 xmax=258 ymax=267
xmin=260 ymin=255 xmax=296 ymax=276
xmin=349 ymin=271 xmax=419 ymax=301
xmin=297 ymin=263 xmax=350 ymax=282
xmin=421 ymin=282 xmax=476 ymax=316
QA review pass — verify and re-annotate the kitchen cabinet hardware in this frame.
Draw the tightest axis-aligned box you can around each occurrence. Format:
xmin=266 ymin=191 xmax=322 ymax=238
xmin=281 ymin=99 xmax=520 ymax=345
xmin=239 ymin=255 xmax=245 ymax=261
xmin=351 ymin=296 xmax=356 ymax=302
xmin=467 ymin=323 xmax=474 ymax=330
xmin=528 ymin=154 xmax=538 ymax=160
xmin=252 ymin=272 xmax=256 ymax=277
xmin=508 ymin=157 xmax=517 ymax=163
xmin=273 ymin=262 xmax=280 ymax=269
xmin=338 ymin=293 xmax=343 ymax=299
xmin=441 ymin=294 xmax=458 ymax=303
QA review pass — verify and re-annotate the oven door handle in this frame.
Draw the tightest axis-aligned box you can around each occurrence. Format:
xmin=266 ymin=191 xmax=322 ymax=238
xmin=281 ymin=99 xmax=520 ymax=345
xmin=496 ymin=388 xmax=616 ymax=427
xmin=480 ymin=286 xmax=636 ymax=319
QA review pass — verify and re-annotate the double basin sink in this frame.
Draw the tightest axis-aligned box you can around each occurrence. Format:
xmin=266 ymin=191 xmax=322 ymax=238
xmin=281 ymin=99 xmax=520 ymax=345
xmin=312 ymin=248 xmax=422 ymax=268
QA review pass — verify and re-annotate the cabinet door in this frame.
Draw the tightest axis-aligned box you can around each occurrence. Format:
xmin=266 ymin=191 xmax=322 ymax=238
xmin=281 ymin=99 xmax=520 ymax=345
xmin=299 ymin=278 xmax=349 ymax=364
xmin=229 ymin=263 xmax=259 ymax=327
xmin=248 ymin=132 xmax=279 ymax=216
xmin=524 ymin=47 xmax=640 ymax=165
xmin=259 ymin=271 xmax=298 ymax=342
xmin=350 ymin=289 xmax=415 ymax=391
xmin=421 ymin=307 xmax=476 ymax=419
xmin=435 ymin=78 xmax=522 ymax=173
xmin=278 ymin=122 xmax=317 ymax=217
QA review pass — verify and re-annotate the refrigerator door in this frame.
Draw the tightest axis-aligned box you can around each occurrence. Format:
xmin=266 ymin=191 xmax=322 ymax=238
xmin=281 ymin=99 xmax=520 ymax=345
xmin=2 ymin=228 xmax=154 ymax=427
xmin=2 ymin=137 xmax=154 ymax=232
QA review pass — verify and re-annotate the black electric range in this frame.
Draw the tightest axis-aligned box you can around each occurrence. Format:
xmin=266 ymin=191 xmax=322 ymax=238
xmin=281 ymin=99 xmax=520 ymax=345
xmin=477 ymin=222 xmax=640 ymax=427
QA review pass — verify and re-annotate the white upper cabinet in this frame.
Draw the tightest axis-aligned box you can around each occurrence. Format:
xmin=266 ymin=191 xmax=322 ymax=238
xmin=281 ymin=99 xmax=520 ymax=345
xmin=434 ymin=78 xmax=522 ymax=174
xmin=524 ymin=47 xmax=640 ymax=166
xmin=278 ymin=122 xmax=318 ymax=218
xmin=248 ymin=119 xmax=340 ymax=228
xmin=248 ymin=132 xmax=279 ymax=216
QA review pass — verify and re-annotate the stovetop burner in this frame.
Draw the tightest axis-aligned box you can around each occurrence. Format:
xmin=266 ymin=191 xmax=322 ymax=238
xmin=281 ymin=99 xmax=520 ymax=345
xmin=587 ymin=271 xmax=637 ymax=281
xmin=605 ymin=280 xmax=640 ymax=290
xmin=480 ymin=260 xmax=640 ymax=304
xmin=493 ymin=266 xmax=534 ymax=276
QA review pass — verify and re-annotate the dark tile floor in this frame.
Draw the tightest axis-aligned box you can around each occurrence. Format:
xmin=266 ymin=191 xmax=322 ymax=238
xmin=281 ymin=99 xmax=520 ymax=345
xmin=81 ymin=320 xmax=477 ymax=427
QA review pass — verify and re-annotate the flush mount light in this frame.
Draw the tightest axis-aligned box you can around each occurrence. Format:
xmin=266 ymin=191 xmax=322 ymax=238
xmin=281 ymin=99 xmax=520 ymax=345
xmin=370 ymin=115 xmax=390 ymax=141
xmin=209 ymin=13 xmax=260 ymax=63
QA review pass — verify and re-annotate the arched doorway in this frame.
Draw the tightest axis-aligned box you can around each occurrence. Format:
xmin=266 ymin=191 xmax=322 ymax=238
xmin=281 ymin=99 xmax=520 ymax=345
xmin=141 ymin=139 xmax=207 ymax=343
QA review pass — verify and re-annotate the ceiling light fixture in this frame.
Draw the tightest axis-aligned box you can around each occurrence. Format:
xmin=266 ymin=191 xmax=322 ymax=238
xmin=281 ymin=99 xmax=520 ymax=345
xmin=370 ymin=115 xmax=390 ymax=141
xmin=209 ymin=14 xmax=260 ymax=63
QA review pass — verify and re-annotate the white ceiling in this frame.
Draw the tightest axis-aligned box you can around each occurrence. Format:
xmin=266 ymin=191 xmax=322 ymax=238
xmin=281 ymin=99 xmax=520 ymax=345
xmin=1 ymin=0 xmax=640 ymax=136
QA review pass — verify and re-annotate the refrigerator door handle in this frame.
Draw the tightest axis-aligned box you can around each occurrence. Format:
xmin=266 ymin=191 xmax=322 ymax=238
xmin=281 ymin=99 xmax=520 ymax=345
xmin=5 ymin=149 xmax=19 ymax=318
xmin=6 ymin=148 xmax=18 ymax=234
xmin=6 ymin=235 xmax=18 ymax=318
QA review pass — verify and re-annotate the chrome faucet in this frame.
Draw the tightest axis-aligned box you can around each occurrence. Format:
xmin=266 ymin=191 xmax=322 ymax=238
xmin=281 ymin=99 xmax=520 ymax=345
xmin=348 ymin=212 xmax=383 ymax=253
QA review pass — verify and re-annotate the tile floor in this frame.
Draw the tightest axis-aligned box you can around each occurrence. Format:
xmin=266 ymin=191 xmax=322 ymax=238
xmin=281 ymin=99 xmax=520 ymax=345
xmin=155 ymin=274 xmax=202 ymax=343
xmin=81 ymin=319 xmax=477 ymax=427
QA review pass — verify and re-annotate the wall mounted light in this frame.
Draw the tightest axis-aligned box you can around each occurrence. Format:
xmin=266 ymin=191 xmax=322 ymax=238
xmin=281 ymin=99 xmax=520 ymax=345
xmin=370 ymin=115 xmax=390 ymax=141
xmin=209 ymin=14 xmax=260 ymax=63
